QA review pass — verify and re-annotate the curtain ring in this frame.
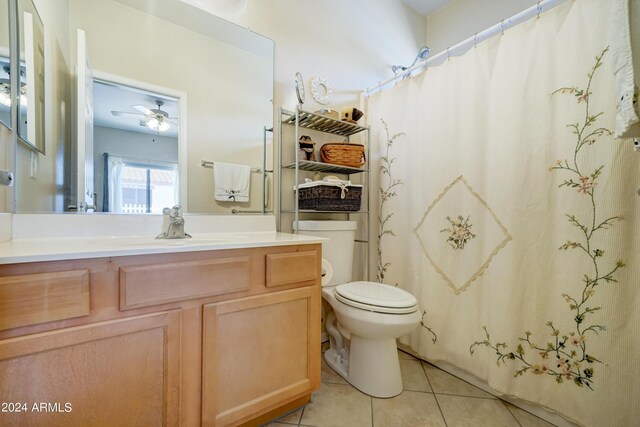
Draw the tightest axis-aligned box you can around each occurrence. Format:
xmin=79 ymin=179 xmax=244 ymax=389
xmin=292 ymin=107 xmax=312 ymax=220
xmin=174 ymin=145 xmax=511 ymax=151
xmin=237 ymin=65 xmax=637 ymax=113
xmin=500 ymin=19 xmax=505 ymax=35
xmin=474 ymin=33 xmax=479 ymax=48
xmin=537 ymin=1 xmax=542 ymax=19
xmin=447 ymin=47 xmax=451 ymax=60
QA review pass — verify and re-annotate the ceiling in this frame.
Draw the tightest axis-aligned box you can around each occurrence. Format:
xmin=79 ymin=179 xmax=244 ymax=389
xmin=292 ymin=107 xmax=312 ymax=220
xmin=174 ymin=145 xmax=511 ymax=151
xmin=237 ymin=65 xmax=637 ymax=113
xmin=93 ymin=81 xmax=179 ymax=138
xmin=402 ymin=0 xmax=453 ymax=16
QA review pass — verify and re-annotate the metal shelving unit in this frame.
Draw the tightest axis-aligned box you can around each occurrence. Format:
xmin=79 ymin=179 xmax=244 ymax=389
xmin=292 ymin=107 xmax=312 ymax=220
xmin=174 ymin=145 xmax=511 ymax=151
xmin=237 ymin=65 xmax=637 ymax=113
xmin=278 ymin=106 xmax=371 ymax=280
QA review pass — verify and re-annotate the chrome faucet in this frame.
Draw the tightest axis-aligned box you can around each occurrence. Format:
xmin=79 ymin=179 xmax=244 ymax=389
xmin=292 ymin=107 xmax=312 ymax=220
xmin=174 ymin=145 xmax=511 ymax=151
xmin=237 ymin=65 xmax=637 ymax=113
xmin=78 ymin=201 xmax=96 ymax=212
xmin=78 ymin=193 xmax=98 ymax=212
xmin=156 ymin=205 xmax=192 ymax=239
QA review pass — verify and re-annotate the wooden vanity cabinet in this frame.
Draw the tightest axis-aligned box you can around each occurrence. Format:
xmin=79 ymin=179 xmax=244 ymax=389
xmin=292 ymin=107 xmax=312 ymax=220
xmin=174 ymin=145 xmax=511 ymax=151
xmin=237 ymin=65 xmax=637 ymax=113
xmin=203 ymin=286 xmax=320 ymax=426
xmin=0 ymin=244 xmax=321 ymax=427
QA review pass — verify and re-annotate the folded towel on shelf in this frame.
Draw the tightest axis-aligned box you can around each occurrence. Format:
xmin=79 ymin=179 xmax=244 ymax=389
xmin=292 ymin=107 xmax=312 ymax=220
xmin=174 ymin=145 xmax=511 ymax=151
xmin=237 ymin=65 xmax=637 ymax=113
xmin=214 ymin=162 xmax=251 ymax=202
xmin=612 ymin=0 xmax=640 ymax=138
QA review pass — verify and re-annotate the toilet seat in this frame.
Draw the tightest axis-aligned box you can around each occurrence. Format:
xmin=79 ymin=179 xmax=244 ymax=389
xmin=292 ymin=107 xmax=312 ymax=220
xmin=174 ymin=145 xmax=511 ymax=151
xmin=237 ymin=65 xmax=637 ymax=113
xmin=334 ymin=281 xmax=418 ymax=314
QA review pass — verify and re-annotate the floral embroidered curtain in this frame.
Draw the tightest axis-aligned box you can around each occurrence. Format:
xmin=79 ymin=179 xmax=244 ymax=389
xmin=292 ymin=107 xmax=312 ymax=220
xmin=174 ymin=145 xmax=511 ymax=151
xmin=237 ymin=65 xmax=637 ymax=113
xmin=367 ymin=0 xmax=639 ymax=425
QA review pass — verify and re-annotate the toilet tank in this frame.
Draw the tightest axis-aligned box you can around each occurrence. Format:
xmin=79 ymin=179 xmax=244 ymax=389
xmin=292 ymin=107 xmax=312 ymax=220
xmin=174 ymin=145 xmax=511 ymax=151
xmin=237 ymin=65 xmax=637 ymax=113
xmin=293 ymin=221 xmax=357 ymax=286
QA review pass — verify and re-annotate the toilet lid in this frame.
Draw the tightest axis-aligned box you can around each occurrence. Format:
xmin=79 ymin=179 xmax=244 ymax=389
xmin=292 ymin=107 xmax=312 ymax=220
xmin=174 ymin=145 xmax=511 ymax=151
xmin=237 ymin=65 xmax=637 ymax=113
xmin=334 ymin=281 xmax=418 ymax=314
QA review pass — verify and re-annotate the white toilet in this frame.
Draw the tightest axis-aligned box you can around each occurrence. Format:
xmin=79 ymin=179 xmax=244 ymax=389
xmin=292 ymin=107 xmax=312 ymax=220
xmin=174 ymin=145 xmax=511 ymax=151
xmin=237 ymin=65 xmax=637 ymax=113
xmin=295 ymin=221 xmax=421 ymax=398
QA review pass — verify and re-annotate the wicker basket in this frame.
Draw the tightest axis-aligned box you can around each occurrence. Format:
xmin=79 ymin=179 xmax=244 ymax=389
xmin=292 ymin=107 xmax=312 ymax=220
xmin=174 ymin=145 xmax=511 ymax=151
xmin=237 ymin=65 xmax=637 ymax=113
xmin=320 ymin=143 xmax=366 ymax=168
xmin=298 ymin=184 xmax=362 ymax=211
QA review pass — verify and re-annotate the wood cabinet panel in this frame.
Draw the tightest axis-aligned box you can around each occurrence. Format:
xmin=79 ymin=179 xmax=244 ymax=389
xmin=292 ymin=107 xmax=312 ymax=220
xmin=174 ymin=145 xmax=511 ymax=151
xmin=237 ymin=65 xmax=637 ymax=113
xmin=265 ymin=251 xmax=318 ymax=288
xmin=202 ymin=286 xmax=321 ymax=426
xmin=0 ymin=311 xmax=180 ymax=427
xmin=120 ymin=256 xmax=251 ymax=309
xmin=0 ymin=270 xmax=89 ymax=331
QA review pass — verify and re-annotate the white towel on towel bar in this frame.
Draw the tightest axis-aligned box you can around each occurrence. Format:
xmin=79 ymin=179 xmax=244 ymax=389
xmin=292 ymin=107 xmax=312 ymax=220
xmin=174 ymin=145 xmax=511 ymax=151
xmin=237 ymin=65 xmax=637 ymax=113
xmin=214 ymin=162 xmax=251 ymax=202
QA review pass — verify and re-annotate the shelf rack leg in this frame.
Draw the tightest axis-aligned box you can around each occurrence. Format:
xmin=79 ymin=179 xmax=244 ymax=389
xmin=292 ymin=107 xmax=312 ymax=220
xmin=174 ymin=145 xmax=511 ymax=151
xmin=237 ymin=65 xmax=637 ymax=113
xmin=278 ymin=108 xmax=283 ymax=231
xmin=294 ymin=106 xmax=300 ymax=234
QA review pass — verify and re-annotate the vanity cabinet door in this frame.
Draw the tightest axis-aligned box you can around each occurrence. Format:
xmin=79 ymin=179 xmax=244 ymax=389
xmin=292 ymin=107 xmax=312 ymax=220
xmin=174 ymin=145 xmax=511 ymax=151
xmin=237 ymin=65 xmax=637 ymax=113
xmin=202 ymin=286 xmax=321 ymax=427
xmin=0 ymin=311 xmax=181 ymax=427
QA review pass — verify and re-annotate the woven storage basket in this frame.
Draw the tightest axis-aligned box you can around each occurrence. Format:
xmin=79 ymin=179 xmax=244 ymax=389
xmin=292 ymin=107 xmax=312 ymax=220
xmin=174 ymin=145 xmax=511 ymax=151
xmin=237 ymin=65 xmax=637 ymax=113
xmin=298 ymin=184 xmax=362 ymax=211
xmin=320 ymin=143 xmax=366 ymax=168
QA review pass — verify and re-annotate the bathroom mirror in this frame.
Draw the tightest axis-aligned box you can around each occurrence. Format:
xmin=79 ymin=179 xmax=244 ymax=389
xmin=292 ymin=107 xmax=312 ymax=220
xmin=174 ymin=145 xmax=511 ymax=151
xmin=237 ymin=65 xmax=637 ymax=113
xmin=17 ymin=0 xmax=45 ymax=153
xmin=14 ymin=0 xmax=274 ymax=214
xmin=0 ymin=0 xmax=11 ymax=129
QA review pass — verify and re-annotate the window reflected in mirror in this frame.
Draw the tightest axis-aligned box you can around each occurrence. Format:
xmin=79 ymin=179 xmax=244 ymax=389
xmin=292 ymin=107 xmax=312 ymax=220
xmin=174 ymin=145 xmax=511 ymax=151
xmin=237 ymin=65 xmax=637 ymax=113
xmin=94 ymin=79 xmax=179 ymax=213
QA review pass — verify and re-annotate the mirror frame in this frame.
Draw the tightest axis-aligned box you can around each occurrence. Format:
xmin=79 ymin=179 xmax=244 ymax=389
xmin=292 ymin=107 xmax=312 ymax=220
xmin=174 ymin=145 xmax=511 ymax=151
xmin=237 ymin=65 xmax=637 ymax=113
xmin=15 ymin=0 xmax=45 ymax=154
xmin=0 ymin=0 xmax=12 ymax=131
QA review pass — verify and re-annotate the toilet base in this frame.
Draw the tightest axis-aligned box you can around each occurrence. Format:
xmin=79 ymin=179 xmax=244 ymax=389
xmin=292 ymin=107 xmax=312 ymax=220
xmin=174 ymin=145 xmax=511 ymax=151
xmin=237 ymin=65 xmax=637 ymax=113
xmin=324 ymin=336 xmax=403 ymax=398
xmin=324 ymin=347 xmax=349 ymax=379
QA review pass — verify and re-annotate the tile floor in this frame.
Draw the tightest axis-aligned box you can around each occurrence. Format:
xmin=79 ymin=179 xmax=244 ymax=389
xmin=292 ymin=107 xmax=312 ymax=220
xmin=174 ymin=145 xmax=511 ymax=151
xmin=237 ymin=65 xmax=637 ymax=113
xmin=265 ymin=348 xmax=556 ymax=427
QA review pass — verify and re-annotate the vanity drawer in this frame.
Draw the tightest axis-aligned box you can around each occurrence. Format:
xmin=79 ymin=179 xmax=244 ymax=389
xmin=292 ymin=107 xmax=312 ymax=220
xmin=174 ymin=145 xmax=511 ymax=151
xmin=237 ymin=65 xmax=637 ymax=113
xmin=0 ymin=270 xmax=90 ymax=331
xmin=119 ymin=256 xmax=251 ymax=309
xmin=265 ymin=251 xmax=318 ymax=288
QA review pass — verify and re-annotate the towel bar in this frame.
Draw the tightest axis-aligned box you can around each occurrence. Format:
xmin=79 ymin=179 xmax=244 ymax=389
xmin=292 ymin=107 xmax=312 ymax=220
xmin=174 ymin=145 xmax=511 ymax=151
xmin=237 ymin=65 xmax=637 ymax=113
xmin=200 ymin=160 xmax=272 ymax=173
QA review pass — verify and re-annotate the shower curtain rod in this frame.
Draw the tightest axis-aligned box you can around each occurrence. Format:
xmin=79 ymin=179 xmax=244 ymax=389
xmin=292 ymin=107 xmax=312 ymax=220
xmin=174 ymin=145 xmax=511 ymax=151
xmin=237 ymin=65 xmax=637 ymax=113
xmin=365 ymin=0 xmax=567 ymax=96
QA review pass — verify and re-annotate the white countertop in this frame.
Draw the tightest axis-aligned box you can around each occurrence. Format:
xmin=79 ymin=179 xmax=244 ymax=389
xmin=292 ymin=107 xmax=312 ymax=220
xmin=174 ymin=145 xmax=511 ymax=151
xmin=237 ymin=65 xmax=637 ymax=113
xmin=0 ymin=232 xmax=325 ymax=264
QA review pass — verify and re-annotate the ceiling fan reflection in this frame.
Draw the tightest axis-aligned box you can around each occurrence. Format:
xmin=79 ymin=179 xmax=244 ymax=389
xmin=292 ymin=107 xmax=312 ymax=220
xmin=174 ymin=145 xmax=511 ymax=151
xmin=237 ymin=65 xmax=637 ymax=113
xmin=110 ymin=99 xmax=177 ymax=132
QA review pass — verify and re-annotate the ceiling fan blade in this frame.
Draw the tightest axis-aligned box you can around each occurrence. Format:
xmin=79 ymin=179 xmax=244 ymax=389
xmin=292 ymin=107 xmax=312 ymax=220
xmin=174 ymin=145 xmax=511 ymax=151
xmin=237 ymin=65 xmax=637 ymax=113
xmin=132 ymin=105 xmax=153 ymax=115
xmin=111 ymin=110 xmax=146 ymax=118
xmin=167 ymin=119 xmax=178 ymax=126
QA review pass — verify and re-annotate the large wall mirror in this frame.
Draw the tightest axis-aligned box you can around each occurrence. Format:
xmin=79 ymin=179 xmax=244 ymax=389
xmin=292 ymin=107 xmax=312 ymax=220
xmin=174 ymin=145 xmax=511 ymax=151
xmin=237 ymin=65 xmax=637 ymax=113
xmin=13 ymin=0 xmax=274 ymax=214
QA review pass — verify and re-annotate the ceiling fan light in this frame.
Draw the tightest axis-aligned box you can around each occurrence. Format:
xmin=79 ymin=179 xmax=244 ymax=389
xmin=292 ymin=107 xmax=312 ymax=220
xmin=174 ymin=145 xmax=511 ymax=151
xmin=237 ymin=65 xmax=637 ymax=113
xmin=147 ymin=118 xmax=160 ymax=130
xmin=0 ymin=90 xmax=10 ymax=107
xmin=158 ymin=121 xmax=170 ymax=132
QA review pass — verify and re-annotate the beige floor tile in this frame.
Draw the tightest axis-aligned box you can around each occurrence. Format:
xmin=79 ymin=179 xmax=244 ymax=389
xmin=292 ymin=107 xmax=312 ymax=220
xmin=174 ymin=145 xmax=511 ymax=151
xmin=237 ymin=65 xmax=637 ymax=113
xmin=422 ymin=362 xmax=495 ymax=398
xmin=400 ymin=359 xmax=431 ymax=392
xmin=372 ymin=391 xmax=446 ymax=427
xmin=265 ymin=423 xmax=296 ymax=427
xmin=321 ymin=358 xmax=348 ymax=385
xmin=436 ymin=395 xmax=519 ymax=427
xmin=505 ymin=403 xmax=556 ymax=427
xmin=300 ymin=383 xmax=372 ymax=427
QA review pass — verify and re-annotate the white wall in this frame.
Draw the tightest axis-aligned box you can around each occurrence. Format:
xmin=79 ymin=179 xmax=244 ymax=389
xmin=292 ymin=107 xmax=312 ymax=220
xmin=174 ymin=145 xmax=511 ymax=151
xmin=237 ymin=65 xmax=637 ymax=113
xmin=426 ymin=0 xmax=540 ymax=54
xmin=182 ymin=0 xmax=427 ymax=110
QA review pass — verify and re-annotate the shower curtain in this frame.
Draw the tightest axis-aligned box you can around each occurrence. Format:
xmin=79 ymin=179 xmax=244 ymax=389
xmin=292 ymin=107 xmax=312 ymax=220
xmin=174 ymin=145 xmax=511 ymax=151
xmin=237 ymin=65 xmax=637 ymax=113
xmin=367 ymin=0 xmax=639 ymax=426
